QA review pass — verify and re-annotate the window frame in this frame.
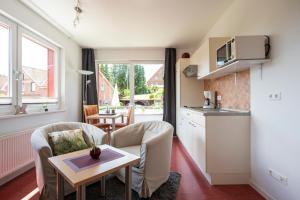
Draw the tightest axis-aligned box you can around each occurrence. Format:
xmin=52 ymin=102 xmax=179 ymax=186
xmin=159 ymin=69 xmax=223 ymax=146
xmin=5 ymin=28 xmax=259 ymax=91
xmin=0 ymin=15 xmax=17 ymax=105
xmin=0 ymin=14 xmax=61 ymax=115
xmin=18 ymin=26 xmax=60 ymax=104
xmin=96 ymin=60 xmax=164 ymax=122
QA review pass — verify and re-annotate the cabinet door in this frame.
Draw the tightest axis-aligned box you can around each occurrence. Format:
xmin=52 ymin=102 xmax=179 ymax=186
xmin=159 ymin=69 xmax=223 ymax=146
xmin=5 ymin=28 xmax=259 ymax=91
xmin=193 ymin=122 xmax=206 ymax=172
xmin=177 ymin=115 xmax=184 ymax=140
xmin=192 ymin=40 xmax=209 ymax=78
xmin=185 ymin=120 xmax=193 ymax=156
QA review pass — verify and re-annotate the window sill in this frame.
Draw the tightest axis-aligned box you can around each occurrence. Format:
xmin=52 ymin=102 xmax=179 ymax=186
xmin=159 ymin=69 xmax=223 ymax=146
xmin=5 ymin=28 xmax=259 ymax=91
xmin=135 ymin=113 xmax=163 ymax=116
xmin=0 ymin=109 xmax=65 ymax=120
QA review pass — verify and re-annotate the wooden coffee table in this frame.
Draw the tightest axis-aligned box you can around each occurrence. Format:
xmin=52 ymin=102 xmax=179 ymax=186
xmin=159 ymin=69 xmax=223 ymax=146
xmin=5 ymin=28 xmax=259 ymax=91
xmin=48 ymin=145 xmax=140 ymax=200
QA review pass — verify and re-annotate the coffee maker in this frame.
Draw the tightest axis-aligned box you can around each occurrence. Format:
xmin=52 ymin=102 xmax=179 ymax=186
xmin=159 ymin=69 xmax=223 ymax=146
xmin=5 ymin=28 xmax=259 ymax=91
xmin=203 ymin=91 xmax=216 ymax=109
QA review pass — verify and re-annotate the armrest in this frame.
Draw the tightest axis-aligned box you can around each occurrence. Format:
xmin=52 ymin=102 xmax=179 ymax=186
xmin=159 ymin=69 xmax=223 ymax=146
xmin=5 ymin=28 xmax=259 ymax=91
xmin=111 ymin=123 xmax=145 ymax=148
xmin=141 ymin=127 xmax=173 ymax=178
xmin=31 ymin=129 xmax=55 ymax=194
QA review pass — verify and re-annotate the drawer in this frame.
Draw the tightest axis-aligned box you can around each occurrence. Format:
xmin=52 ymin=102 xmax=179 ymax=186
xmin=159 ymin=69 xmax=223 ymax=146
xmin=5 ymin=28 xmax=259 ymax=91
xmin=180 ymin=109 xmax=191 ymax=119
xmin=190 ymin=111 xmax=206 ymax=127
xmin=180 ymin=108 xmax=206 ymax=127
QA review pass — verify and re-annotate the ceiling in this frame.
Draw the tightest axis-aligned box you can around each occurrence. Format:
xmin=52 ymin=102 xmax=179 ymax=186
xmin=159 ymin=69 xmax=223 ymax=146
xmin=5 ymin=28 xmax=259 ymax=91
xmin=22 ymin=0 xmax=233 ymax=48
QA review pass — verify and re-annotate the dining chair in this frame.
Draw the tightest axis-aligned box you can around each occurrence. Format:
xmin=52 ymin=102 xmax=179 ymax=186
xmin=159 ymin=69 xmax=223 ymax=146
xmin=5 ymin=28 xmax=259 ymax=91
xmin=114 ymin=106 xmax=133 ymax=129
xmin=83 ymin=105 xmax=111 ymax=133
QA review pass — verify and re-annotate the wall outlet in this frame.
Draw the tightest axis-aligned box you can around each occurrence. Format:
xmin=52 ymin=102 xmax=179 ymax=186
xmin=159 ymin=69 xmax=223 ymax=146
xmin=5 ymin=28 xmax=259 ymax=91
xmin=269 ymin=92 xmax=282 ymax=101
xmin=217 ymin=95 xmax=222 ymax=101
xmin=268 ymin=169 xmax=288 ymax=185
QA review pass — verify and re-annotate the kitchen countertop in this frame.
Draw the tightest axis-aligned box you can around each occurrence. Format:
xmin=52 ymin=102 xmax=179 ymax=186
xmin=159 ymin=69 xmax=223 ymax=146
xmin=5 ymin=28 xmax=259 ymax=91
xmin=182 ymin=107 xmax=251 ymax=116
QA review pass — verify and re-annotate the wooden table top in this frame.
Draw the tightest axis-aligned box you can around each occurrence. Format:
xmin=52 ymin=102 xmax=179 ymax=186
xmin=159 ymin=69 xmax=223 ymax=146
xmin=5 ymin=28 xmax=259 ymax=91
xmin=48 ymin=145 xmax=140 ymax=187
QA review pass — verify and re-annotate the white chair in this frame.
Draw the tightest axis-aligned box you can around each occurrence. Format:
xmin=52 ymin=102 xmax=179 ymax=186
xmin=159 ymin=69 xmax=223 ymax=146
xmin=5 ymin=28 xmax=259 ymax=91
xmin=31 ymin=122 xmax=107 ymax=200
xmin=110 ymin=121 xmax=174 ymax=198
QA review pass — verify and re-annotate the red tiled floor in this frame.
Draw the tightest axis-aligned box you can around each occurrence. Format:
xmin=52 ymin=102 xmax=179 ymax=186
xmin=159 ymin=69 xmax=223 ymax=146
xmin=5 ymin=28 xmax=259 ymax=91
xmin=0 ymin=168 xmax=39 ymax=200
xmin=172 ymin=137 xmax=265 ymax=200
xmin=0 ymin=138 xmax=264 ymax=200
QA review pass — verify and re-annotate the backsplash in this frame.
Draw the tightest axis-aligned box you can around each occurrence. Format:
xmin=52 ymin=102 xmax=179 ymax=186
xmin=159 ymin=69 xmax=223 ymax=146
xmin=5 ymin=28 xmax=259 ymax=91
xmin=204 ymin=70 xmax=250 ymax=110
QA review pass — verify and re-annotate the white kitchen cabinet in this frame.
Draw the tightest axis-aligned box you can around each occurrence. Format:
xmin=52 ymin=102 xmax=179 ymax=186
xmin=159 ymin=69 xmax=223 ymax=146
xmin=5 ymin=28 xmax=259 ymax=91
xmin=190 ymin=37 xmax=230 ymax=78
xmin=177 ymin=108 xmax=250 ymax=185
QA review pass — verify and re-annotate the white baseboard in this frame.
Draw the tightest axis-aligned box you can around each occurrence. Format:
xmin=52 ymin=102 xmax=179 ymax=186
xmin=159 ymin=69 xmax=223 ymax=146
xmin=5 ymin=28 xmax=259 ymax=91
xmin=250 ymin=180 xmax=277 ymax=200
xmin=0 ymin=161 xmax=35 ymax=186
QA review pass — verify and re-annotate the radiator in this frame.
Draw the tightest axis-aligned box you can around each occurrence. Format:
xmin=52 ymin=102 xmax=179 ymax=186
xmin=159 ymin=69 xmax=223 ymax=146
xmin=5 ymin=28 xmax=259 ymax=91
xmin=0 ymin=129 xmax=34 ymax=179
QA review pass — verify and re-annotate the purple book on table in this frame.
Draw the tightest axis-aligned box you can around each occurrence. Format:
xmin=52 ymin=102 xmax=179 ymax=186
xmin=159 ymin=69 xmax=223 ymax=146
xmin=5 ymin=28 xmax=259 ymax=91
xmin=64 ymin=148 xmax=125 ymax=172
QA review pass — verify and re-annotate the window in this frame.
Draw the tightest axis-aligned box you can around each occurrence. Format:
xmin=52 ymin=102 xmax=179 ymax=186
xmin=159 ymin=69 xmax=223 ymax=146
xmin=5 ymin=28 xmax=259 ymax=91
xmin=98 ymin=64 xmax=130 ymax=113
xmin=31 ymin=82 xmax=36 ymax=92
xmin=21 ymin=34 xmax=57 ymax=103
xmin=97 ymin=62 xmax=164 ymax=123
xmin=134 ymin=64 xmax=164 ymax=115
xmin=0 ymin=14 xmax=60 ymax=109
xmin=0 ymin=20 xmax=12 ymax=104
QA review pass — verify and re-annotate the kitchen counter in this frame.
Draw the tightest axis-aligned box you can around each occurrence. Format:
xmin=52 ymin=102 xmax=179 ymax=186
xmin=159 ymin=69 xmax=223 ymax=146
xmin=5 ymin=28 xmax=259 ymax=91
xmin=177 ymin=106 xmax=250 ymax=185
xmin=182 ymin=107 xmax=250 ymax=116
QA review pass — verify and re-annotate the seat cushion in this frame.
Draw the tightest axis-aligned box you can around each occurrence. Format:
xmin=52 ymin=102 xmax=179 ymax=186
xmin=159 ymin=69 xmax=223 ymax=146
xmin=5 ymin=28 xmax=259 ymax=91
xmin=119 ymin=145 xmax=141 ymax=157
xmin=119 ymin=145 xmax=141 ymax=167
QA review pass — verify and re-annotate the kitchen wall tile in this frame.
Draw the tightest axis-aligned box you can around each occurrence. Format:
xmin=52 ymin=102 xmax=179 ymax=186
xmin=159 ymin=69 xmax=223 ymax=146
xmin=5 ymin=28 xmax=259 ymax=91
xmin=204 ymin=70 xmax=250 ymax=110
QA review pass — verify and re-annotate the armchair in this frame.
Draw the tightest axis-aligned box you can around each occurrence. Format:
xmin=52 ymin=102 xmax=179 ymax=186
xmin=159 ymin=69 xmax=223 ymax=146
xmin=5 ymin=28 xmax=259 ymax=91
xmin=31 ymin=122 xmax=107 ymax=200
xmin=110 ymin=121 xmax=174 ymax=198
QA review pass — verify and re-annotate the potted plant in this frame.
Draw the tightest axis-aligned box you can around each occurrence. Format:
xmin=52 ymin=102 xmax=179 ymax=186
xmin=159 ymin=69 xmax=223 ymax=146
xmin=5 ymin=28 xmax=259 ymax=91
xmin=90 ymin=136 xmax=101 ymax=159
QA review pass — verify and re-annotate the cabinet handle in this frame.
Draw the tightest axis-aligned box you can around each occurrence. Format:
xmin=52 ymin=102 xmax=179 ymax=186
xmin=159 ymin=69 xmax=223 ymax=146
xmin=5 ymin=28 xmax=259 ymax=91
xmin=189 ymin=121 xmax=197 ymax=127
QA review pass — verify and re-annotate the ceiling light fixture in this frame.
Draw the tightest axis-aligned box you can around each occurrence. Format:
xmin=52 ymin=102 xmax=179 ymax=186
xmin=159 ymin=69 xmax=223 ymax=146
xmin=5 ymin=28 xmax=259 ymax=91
xmin=73 ymin=0 xmax=82 ymax=28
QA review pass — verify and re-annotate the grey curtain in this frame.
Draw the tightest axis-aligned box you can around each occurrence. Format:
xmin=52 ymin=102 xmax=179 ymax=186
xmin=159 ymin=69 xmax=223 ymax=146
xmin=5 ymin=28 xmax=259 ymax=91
xmin=82 ymin=48 xmax=98 ymax=105
xmin=163 ymin=48 xmax=177 ymax=135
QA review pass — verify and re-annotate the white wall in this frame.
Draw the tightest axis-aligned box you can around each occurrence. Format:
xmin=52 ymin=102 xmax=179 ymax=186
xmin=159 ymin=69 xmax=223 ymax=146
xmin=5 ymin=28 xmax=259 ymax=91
xmin=95 ymin=48 xmax=164 ymax=61
xmin=95 ymin=47 xmax=194 ymax=62
xmin=0 ymin=0 xmax=82 ymax=135
xmin=199 ymin=0 xmax=300 ymax=199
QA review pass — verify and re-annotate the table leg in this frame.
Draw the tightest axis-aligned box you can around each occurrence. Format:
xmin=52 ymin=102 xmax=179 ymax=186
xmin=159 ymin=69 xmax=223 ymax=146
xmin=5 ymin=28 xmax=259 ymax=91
xmin=57 ymin=171 xmax=64 ymax=200
xmin=107 ymin=132 xmax=111 ymax=145
xmin=101 ymin=176 xmax=106 ymax=196
xmin=112 ymin=118 xmax=116 ymax=131
xmin=125 ymin=165 xmax=132 ymax=200
xmin=76 ymin=185 xmax=86 ymax=200
xmin=82 ymin=185 xmax=86 ymax=200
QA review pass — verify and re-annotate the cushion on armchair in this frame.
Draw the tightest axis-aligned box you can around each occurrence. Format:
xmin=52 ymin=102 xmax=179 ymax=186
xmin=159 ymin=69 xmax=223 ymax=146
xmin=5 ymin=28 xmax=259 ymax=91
xmin=48 ymin=129 xmax=89 ymax=155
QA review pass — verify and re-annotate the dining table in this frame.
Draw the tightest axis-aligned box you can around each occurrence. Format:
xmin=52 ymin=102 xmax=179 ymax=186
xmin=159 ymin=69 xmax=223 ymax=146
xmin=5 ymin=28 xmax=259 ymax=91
xmin=86 ymin=112 xmax=124 ymax=131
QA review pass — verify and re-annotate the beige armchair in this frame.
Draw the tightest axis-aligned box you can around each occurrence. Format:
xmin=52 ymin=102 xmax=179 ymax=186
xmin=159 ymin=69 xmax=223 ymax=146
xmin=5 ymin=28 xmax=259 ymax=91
xmin=110 ymin=121 xmax=174 ymax=198
xmin=31 ymin=122 xmax=107 ymax=200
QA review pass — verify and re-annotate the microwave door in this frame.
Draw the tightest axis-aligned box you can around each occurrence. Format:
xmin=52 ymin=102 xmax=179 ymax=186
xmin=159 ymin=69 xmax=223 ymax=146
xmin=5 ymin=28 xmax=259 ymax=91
xmin=217 ymin=44 xmax=227 ymax=67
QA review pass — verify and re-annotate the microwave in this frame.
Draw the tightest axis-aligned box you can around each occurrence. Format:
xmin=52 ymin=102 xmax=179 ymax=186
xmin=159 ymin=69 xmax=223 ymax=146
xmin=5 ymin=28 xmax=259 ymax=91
xmin=216 ymin=35 xmax=268 ymax=68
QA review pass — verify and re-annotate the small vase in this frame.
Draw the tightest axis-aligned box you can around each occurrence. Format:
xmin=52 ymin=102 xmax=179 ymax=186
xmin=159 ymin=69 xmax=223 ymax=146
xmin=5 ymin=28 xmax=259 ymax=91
xmin=90 ymin=147 xmax=101 ymax=159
